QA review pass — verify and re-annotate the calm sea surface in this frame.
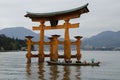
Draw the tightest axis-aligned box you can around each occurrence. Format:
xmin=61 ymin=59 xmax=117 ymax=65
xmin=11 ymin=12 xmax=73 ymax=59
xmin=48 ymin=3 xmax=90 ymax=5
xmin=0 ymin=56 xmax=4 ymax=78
xmin=0 ymin=51 xmax=120 ymax=80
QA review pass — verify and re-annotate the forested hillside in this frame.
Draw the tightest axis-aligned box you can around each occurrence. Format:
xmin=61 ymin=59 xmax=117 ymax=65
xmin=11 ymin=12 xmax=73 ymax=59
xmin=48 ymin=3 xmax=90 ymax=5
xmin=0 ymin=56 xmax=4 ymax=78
xmin=0 ymin=34 xmax=27 ymax=51
xmin=82 ymin=31 xmax=120 ymax=50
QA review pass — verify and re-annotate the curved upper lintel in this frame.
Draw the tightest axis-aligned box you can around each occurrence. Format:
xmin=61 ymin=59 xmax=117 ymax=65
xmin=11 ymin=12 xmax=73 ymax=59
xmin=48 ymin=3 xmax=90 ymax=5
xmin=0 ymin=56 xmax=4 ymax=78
xmin=25 ymin=3 xmax=89 ymax=21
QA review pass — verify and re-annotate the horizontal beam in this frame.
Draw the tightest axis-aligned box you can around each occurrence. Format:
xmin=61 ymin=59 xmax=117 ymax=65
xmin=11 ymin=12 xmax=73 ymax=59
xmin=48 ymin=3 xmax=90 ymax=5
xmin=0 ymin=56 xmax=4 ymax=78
xmin=31 ymin=41 xmax=78 ymax=45
xmin=33 ymin=23 xmax=79 ymax=30
xmin=31 ymin=41 xmax=39 ymax=45
xmin=71 ymin=42 xmax=78 ymax=45
xmin=30 ymin=13 xmax=80 ymax=22
xmin=31 ymin=54 xmax=77 ymax=58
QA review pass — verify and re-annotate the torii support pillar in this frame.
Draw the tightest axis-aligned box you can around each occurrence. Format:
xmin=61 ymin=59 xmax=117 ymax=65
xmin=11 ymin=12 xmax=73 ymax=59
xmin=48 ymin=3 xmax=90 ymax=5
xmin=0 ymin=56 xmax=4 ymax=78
xmin=48 ymin=37 xmax=54 ymax=61
xmin=51 ymin=35 xmax=60 ymax=61
xmin=26 ymin=36 xmax=33 ymax=63
xmin=74 ymin=36 xmax=82 ymax=62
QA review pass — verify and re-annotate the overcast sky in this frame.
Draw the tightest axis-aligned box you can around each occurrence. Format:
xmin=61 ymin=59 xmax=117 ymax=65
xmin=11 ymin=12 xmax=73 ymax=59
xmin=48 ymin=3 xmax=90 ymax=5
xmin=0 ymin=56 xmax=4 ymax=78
xmin=0 ymin=0 xmax=120 ymax=38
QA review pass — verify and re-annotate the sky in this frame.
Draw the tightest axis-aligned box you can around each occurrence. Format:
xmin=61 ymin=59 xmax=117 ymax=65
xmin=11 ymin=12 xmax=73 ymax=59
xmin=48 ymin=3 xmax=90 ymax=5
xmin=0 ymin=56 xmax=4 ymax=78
xmin=0 ymin=0 xmax=120 ymax=38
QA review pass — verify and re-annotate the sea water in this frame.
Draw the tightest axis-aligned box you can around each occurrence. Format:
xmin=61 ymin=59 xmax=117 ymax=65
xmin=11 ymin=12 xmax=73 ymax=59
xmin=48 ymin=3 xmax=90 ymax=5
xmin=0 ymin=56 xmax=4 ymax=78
xmin=0 ymin=51 xmax=120 ymax=80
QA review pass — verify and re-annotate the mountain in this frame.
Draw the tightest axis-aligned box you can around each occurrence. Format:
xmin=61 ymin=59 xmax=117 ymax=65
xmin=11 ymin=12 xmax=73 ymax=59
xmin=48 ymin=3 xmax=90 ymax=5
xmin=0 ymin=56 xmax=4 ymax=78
xmin=0 ymin=27 xmax=120 ymax=50
xmin=82 ymin=31 xmax=120 ymax=50
xmin=0 ymin=27 xmax=49 ymax=41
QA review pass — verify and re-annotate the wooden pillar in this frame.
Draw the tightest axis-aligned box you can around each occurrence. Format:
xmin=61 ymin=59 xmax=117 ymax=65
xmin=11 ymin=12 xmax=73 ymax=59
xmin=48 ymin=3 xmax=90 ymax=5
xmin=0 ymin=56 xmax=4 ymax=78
xmin=38 ymin=21 xmax=45 ymax=62
xmin=26 ymin=36 xmax=33 ymax=63
xmin=74 ymin=36 xmax=82 ymax=62
xmin=64 ymin=19 xmax=71 ymax=62
xmin=48 ymin=37 xmax=54 ymax=61
xmin=51 ymin=34 xmax=60 ymax=61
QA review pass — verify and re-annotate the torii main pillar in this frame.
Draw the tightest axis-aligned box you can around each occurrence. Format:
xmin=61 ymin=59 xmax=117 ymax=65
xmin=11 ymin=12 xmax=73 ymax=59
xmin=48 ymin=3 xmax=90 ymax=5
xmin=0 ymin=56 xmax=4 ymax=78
xmin=38 ymin=21 xmax=45 ymax=62
xmin=64 ymin=19 xmax=71 ymax=62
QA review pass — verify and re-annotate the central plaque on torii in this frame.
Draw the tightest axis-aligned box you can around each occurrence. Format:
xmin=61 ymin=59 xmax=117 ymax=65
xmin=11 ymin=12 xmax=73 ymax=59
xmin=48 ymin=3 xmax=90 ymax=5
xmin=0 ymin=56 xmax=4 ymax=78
xmin=25 ymin=3 xmax=89 ymax=63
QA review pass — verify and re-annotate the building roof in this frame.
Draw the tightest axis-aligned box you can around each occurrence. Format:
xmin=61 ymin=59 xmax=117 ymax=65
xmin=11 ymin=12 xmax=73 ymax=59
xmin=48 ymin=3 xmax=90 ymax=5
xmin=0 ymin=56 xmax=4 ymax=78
xmin=25 ymin=3 xmax=89 ymax=20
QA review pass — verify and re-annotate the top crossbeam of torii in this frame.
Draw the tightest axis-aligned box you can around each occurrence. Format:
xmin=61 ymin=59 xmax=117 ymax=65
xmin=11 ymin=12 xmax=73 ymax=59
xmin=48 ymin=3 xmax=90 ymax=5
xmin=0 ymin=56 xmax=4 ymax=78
xmin=25 ymin=3 xmax=89 ymax=30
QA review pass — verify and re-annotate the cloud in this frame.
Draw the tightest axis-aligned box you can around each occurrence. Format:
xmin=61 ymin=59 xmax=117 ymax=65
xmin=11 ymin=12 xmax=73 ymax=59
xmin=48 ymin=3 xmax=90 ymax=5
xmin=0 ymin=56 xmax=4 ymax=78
xmin=0 ymin=0 xmax=120 ymax=38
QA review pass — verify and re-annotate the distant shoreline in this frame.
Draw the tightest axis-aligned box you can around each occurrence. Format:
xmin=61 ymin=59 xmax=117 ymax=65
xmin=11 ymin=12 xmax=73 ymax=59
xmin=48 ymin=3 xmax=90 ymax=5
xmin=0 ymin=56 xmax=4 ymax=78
xmin=0 ymin=49 xmax=120 ymax=53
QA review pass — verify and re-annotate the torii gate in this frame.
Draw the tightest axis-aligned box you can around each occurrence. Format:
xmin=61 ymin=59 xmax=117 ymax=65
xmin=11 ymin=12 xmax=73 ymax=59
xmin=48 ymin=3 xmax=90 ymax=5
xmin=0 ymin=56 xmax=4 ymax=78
xmin=25 ymin=3 xmax=89 ymax=63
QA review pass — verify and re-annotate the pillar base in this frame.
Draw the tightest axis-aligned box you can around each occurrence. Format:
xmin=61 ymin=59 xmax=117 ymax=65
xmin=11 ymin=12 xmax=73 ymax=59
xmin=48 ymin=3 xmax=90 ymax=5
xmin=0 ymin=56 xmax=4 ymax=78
xmin=27 ymin=59 xmax=31 ymax=64
xmin=65 ymin=60 xmax=72 ymax=63
xmin=65 ymin=58 xmax=72 ymax=63
xmin=76 ymin=53 xmax=82 ymax=61
xmin=38 ymin=58 xmax=44 ymax=63
xmin=26 ymin=53 xmax=32 ymax=63
xmin=76 ymin=60 xmax=81 ymax=63
xmin=38 ymin=54 xmax=44 ymax=63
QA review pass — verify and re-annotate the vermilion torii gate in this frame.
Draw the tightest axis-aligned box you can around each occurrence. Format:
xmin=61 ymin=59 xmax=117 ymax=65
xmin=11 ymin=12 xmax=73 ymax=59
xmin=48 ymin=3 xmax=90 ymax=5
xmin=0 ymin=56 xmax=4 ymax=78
xmin=25 ymin=3 xmax=89 ymax=63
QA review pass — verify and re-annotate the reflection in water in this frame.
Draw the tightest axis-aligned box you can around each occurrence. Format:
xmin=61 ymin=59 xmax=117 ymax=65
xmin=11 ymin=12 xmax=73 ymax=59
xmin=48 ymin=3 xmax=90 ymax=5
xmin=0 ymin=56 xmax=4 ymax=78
xmin=1 ymin=51 xmax=120 ymax=80
xmin=26 ymin=63 xmax=81 ymax=80
xmin=63 ymin=66 xmax=71 ymax=80
xmin=26 ymin=63 xmax=45 ymax=80
xmin=26 ymin=63 xmax=31 ymax=77
xmin=38 ymin=63 xmax=45 ymax=80
xmin=75 ymin=66 xmax=81 ymax=80
xmin=49 ymin=65 xmax=59 ymax=80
